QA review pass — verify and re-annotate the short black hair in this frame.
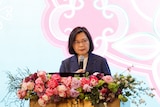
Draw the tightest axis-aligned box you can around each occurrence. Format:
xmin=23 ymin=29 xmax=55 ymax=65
xmin=68 ymin=26 xmax=94 ymax=54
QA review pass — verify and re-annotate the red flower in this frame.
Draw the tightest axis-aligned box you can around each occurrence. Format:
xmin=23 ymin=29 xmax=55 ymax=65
xmin=51 ymin=74 xmax=61 ymax=82
xmin=89 ymin=75 xmax=99 ymax=86
xmin=80 ymin=77 xmax=90 ymax=86
xmin=47 ymin=78 xmax=58 ymax=89
xmin=100 ymin=88 xmax=108 ymax=95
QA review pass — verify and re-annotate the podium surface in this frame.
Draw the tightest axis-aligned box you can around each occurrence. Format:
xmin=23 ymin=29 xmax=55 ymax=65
xmin=30 ymin=99 xmax=120 ymax=107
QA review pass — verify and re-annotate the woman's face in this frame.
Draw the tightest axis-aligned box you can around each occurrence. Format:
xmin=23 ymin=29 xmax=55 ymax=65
xmin=73 ymin=32 xmax=90 ymax=57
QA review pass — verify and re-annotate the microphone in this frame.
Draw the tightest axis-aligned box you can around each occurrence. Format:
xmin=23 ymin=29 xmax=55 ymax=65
xmin=79 ymin=55 xmax=84 ymax=69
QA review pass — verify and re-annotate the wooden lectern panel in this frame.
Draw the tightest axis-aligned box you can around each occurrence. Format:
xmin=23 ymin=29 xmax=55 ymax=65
xmin=30 ymin=99 xmax=120 ymax=107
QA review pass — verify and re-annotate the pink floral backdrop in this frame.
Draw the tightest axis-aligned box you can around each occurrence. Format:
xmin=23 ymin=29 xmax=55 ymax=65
xmin=42 ymin=0 xmax=160 ymax=102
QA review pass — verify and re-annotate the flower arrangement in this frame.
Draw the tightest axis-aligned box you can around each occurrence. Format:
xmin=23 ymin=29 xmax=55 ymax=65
xmin=4 ymin=67 xmax=155 ymax=107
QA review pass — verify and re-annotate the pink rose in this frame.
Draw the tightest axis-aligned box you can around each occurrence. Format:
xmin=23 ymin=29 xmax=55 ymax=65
xmin=89 ymin=75 xmax=99 ymax=86
xmin=57 ymin=85 xmax=68 ymax=98
xmin=83 ymin=84 xmax=92 ymax=92
xmin=38 ymin=98 xmax=47 ymax=107
xmin=47 ymin=78 xmax=58 ymax=89
xmin=45 ymin=88 xmax=54 ymax=96
xmin=70 ymin=88 xmax=80 ymax=98
xmin=58 ymin=91 xmax=67 ymax=98
xmin=35 ymin=77 xmax=44 ymax=85
xmin=61 ymin=76 xmax=72 ymax=87
xmin=17 ymin=89 xmax=26 ymax=99
xmin=37 ymin=71 xmax=47 ymax=82
xmin=102 ymin=75 xmax=113 ymax=83
xmin=27 ymin=81 xmax=35 ymax=90
xmin=66 ymin=87 xmax=71 ymax=97
xmin=42 ymin=94 xmax=50 ymax=101
xmin=71 ymin=78 xmax=81 ymax=89
xmin=57 ymin=84 xmax=67 ymax=92
xmin=45 ymin=87 xmax=58 ymax=96
xmin=34 ymin=83 xmax=45 ymax=93
xmin=52 ymin=88 xmax=59 ymax=95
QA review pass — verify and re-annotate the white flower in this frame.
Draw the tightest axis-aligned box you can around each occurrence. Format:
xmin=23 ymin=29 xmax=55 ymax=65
xmin=129 ymin=78 xmax=134 ymax=82
xmin=21 ymin=82 xmax=28 ymax=91
xmin=129 ymin=84 xmax=133 ymax=89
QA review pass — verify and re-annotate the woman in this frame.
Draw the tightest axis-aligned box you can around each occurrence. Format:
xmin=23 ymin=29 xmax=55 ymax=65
xmin=59 ymin=26 xmax=111 ymax=75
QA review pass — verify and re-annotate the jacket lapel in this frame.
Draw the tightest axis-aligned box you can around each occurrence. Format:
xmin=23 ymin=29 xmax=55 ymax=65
xmin=86 ymin=53 xmax=94 ymax=73
xmin=70 ymin=55 xmax=79 ymax=73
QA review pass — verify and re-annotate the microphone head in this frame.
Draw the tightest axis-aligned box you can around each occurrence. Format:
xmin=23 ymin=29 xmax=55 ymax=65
xmin=79 ymin=55 xmax=84 ymax=62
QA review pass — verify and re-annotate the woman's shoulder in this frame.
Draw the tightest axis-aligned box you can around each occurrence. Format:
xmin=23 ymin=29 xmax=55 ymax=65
xmin=90 ymin=53 xmax=105 ymax=59
xmin=62 ymin=55 xmax=77 ymax=62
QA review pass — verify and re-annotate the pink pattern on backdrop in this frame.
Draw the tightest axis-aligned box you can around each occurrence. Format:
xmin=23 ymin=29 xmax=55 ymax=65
xmin=42 ymin=0 xmax=160 ymax=100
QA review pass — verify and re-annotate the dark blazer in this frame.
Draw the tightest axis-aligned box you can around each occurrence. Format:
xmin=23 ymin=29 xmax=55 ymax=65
xmin=59 ymin=53 xmax=111 ymax=75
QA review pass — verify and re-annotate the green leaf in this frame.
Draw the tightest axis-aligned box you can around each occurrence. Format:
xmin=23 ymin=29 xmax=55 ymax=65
xmin=108 ymin=83 xmax=119 ymax=93
xmin=96 ymin=80 xmax=105 ymax=87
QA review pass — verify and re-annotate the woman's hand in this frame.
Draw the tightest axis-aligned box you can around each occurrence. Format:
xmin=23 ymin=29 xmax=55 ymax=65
xmin=76 ymin=69 xmax=85 ymax=73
